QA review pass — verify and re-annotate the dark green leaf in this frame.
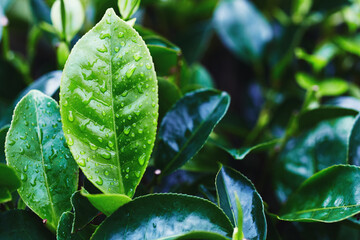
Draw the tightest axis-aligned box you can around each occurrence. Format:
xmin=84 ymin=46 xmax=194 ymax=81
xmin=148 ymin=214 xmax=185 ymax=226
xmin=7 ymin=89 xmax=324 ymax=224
xmin=70 ymin=191 xmax=99 ymax=232
xmin=30 ymin=0 xmax=51 ymax=23
xmin=311 ymin=0 xmax=351 ymax=13
xmin=0 ymin=163 xmax=21 ymax=203
xmin=213 ymin=0 xmax=272 ymax=62
xmin=155 ymin=89 xmax=230 ymax=175
xmin=147 ymin=45 xmax=179 ymax=77
xmin=60 ymin=9 xmax=158 ymax=196
xmin=216 ymin=166 xmax=266 ymax=240
xmin=274 ymin=116 xmax=354 ymax=203
xmin=5 ymin=90 xmax=78 ymax=231
xmin=348 ymin=114 xmax=360 ymax=165
xmin=92 ymin=193 xmax=233 ymax=239
xmin=80 ymin=188 xmax=131 ymax=216
xmin=279 ymin=165 xmax=360 ymax=223
xmin=0 ymin=210 xmax=54 ymax=239
xmin=158 ymin=77 xmax=182 ymax=122
xmin=173 ymin=231 xmax=231 ymax=240
xmin=180 ymin=63 xmax=215 ymax=93
xmin=57 ymin=212 xmax=96 ymax=240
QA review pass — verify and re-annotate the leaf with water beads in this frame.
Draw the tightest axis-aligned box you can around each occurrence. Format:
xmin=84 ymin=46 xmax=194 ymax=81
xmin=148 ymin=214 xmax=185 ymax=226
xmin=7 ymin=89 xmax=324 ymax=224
xmin=60 ymin=8 xmax=158 ymax=197
xmin=5 ymin=90 xmax=78 ymax=232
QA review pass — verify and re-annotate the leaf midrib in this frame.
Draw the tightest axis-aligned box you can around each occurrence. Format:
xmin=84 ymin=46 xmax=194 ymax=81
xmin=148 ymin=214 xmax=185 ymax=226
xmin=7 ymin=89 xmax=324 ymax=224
xmin=282 ymin=203 xmax=360 ymax=217
xmin=163 ymin=94 xmax=226 ymax=173
xmin=108 ymin=14 xmax=125 ymax=194
xmin=34 ymin=95 xmax=57 ymax=227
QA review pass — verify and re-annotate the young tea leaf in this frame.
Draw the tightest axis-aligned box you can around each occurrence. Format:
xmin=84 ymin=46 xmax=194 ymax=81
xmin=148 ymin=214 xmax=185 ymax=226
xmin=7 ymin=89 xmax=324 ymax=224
xmin=118 ymin=0 xmax=141 ymax=20
xmin=91 ymin=193 xmax=233 ymax=239
xmin=216 ymin=166 xmax=267 ymax=240
xmin=5 ymin=90 xmax=78 ymax=231
xmin=60 ymin=8 xmax=158 ymax=197
xmin=154 ymin=89 xmax=230 ymax=175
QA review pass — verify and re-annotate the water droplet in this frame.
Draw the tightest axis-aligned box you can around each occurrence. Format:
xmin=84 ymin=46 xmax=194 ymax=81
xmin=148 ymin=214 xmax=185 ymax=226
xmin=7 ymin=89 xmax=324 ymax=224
xmin=138 ymin=129 xmax=143 ymax=134
xmin=100 ymin=33 xmax=111 ymax=39
xmin=108 ymin=141 xmax=114 ymax=148
xmin=115 ymin=113 xmax=120 ymax=118
xmin=67 ymin=137 xmax=74 ymax=146
xmin=89 ymin=143 xmax=98 ymax=151
xmin=24 ymin=165 xmax=28 ymax=172
xmin=19 ymin=147 xmax=24 ymax=155
xmin=49 ymin=148 xmax=57 ymax=160
xmin=137 ymin=84 xmax=143 ymax=93
xmin=68 ymin=111 xmax=74 ymax=122
xmin=20 ymin=135 xmax=27 ymax=140
xmin=30 ymin=177 xmax=36 ymax=186
xmin=135 ymin=171 xmax=141 ymax=178
xmin=126 ymin=66 xmax=136 ymax=78
xmin=63 ymin=100 xmax=68 ymax=106
xmin=104 ymin=170 xmax=109 ymax=176
xmin=96 ymin=177 xmax=103 ymax=185
xmin=97 ymin=46 xmax=108 ymax=53
xmin=125 ymin=174 xmax=129 ymax=179
xmin=24 ymin=121 xmax=29 ymax=126
xmin=78 ymin=159 xmax=86 ymax=167
xmin=138 ymin=153 xmax=146 ymax=165
xmin=126 ymin=167 xmax=130 ymax=173
xmin=102 ymin=111 xmax=106 ymax=116
xmin=146 ymin=63 xmax=152 ymax=70
xmin=114 ymin=47 xmax=119 ymax=52
xmin=20 ymin=173 xmax=27 ymax=181
xmin=133 ymin=53 xmax=142 ymax=61
xmin=118 ymin=32 xmax=124 ymax=38
xmin=98 ymin=137 xmax=103 ymax=143
xmin=123 ymin=126 xmax=131 ymax=135
xmin=101 ymin=151 xmax=111 ymax=160
xmin=8 ymin=140 xmax=15 ymax=146
xmin=121 ymin=91 xmax=128 ymax=97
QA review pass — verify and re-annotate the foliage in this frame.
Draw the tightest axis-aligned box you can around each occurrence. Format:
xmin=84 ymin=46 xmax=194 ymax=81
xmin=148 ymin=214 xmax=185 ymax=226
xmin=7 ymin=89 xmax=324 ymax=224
xmin=1 ymin=0 xmax=360 ymax=239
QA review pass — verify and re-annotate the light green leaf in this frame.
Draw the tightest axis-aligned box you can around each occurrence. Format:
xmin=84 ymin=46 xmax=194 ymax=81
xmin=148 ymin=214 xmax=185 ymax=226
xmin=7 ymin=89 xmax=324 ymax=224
xmin=118 ymin=0 xmax=141 ymax=20
xmin=5 ymin=90 xmax=78 ymax=231
xmin=91 ymin=193 xmax=233 ymax=239
xmin=155 ymin=89 xmax=230 ymax=175
xmin=279 ymin=165 xmax=360 ymax=223
xmin=51 ymin=0 xmax=84 ymax=42
xmin=0 ymin=163 xmax=21 ymax=203
xmin=0 ymin=210 xmax=54 ymax=239
xmin=60 ymin=8 xmax=158 ymax=197
xmin=80 ymin=188 xmax=131 ymax=216
xmin=216 ymin=166 xmax=266 ymax=240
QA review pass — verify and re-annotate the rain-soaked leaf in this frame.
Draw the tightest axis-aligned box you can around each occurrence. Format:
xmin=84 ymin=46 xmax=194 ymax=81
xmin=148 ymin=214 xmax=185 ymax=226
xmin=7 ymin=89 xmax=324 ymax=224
xmin=5 ymin=90 xmax=78 ymax=231
xmin=91 ymin=193 xmax=233 ymax=239
xmin=279 ymin=165 xmax=360 ymax=223
xmin=60 ymin=9 xmax=158 ymax=197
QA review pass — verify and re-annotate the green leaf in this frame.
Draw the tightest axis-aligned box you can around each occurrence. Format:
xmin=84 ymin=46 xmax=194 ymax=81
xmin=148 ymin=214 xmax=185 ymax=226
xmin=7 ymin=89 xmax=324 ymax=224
xmin=118 ymin=0 xmax=141 ymax=20
xmin=70 ymin=191 xmax=99 ymax=232
xmin=0 ymin=163 xmax=21 ymax=203
xmin=173 ymin=231 xmax=231 ymax=240
xmin=0 ymin=4 xmax=4 ymax=41
xmin=51 ymin=0 xmax=84 ymax=42
xmin=60 ymin=8 xmax=158 ymax=196
xmin=180 ymin=63 xmax=215 ymax=93
xmin=348 ymin=114 xmax=360 ymax=166
xmin=213 ymin=0 xmax=272 ymax=62
xmin=274 ymin=116 xmax=354 ymax=203
xmin=5 ymin=90 xmax=78 ymax=231
xmin=0 ymin=210 xmax=54 ymax=239
xmin=279 ymin=165 xmax=360 ymax=223
xmin=57 ymin=212 xmax=96 ymax=240
xmin=216 ymin=166 xmax=266 ymax=240
xmin=0 ymin=125 xmax=9 ymax=163
xmin=295 ymin=72 xmax=349 ymax=96
xmin=155 ymin=89 xmax=230 ymax=175
xmin=57 ymin=42 xmax=70 ymax=69
xmin=92 ymin=193 xmax=233 ymax=239
xmin=213 ymin=139 xmax=280 ymax=160
xmin=80 ymin=188 xmax=131 ymax=216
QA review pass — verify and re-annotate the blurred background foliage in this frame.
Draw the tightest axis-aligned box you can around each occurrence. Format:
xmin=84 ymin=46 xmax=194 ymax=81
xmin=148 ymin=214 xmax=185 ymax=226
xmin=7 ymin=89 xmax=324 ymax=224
xmin=2 ymin=0 xmax=360 ymax=238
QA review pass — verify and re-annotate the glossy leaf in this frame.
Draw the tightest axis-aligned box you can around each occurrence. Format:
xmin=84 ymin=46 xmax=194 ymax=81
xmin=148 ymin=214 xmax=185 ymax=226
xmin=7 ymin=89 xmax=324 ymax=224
xmin=180 ymin=63 xmax=215 ymax=93
xmin=51 ymin=0 xmax=85 ymax=42
xmin=158 ymin=77 xmax=182 ymax=122
xmin=0 ymin=125 xmax=9 ymax=163
xmin=5 ymin=90 xmax=78 ymax=231
xmin=118 ymin=0 xmax=140 ymax=20
xmin=348 ymin=114 xmax=360 ymax=166
xmin=279 ymin=165 xmax=360 ymax=222
xmin=80 ymin=188 xmax=131 ymax=216
xmin=0 ymin=210 xmax=54 ymax=239
xmin=216 ymin=166 xmax=266 ymax=240
xmin=0 ymin=163 xmax=21 ymax=203
xmin=213 ymin=0 xmax=272 ymax=62
xmin=60 ymin=8 xmax=158 ymax=196
xmin=92 ymin=193 xmax=233 ymax=239
xmin=71 ymin=191 xmax=99 ymax=232
xmin=214 ymin=139 xmax=279 ymax=160
xmin=155 ymin=89 xmax=230 ymax=175
xmin=57 ymin=212 xmax=96 ymax=240
xmin=274 ymin=116 xmax=354 ymax=203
